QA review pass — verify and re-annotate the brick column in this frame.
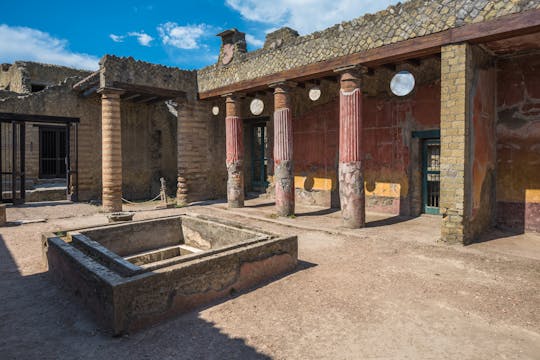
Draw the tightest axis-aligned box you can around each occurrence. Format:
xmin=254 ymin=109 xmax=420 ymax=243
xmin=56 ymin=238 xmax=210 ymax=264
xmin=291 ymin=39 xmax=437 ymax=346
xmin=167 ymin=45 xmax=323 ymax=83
xmin=440 ymin=44 xmax=472 ymax=244
xmin=225 ymin=94 xmax=244 ymax=208
xmin=337 ymin=67 xmax=365 ymax=228
xmin=271 ymin=82 xmax=295 ymax=217
xmin=176 ymin=98 xmax=189 ymax=206
xmin=99 ymin=88 xmax=124 ymax=212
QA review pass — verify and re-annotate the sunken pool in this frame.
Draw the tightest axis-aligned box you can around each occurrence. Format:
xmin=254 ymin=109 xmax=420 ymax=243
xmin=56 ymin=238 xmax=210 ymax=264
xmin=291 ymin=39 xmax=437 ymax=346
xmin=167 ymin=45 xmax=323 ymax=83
xmin=42 ymin=214 xmax=298 ymax=335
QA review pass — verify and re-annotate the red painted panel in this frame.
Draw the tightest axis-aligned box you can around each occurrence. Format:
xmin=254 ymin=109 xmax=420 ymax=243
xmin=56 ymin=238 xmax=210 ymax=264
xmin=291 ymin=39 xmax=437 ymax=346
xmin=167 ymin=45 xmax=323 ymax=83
xmin=293 ymin=83 xmax=440 ymax=203
xmin=496 ymin=53 xmax=540 ymax=232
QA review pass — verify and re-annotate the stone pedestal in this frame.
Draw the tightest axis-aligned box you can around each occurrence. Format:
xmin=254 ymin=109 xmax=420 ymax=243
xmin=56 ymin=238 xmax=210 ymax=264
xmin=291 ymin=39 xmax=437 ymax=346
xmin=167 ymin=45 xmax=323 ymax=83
xmin=225 ymin=94 xmax=244 ymax=208
xmin=337 ymin=68 xmax=365 ymax=228
xmin=271 ymin=82 xmax=295 ymax=217
xmin=99 ymin=88 xmax=124 ymax=213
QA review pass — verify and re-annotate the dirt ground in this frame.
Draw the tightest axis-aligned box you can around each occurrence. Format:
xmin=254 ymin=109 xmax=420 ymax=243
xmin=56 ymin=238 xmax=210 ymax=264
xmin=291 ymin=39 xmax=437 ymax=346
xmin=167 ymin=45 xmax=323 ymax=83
xmin=0 ymin=199 xmax=539 ymax=359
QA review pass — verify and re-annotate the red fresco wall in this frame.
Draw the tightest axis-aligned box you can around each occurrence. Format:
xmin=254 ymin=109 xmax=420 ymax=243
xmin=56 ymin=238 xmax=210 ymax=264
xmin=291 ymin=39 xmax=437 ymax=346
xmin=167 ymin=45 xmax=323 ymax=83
xmin=496 ymin=53 xmax=540 ymax=232
xmin=292 ymin=82 xmax=441 ymax=214
xmin=468 ymin=64 xmax=497 ymax=238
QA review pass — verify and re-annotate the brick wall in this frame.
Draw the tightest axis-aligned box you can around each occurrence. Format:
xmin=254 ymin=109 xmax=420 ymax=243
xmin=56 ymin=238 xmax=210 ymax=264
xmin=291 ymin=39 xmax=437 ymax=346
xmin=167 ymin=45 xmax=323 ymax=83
xmin=440 ymin=43 xmax=471 ymax=244
xmin=177 ymin=100 xmax=227 ymax=203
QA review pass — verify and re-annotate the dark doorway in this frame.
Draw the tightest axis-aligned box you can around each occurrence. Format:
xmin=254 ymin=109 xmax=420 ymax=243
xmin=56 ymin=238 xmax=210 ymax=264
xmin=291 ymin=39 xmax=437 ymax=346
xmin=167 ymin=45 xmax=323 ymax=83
xmin=422 ymin=139 xmax=441 ymax=214
xmin=39 ymin=126 xmax=67 ymax=179
xmin=0 ymin=121 xmax=25 ymax=204
xmin=251 ymin=123 xmax=269 ymax=192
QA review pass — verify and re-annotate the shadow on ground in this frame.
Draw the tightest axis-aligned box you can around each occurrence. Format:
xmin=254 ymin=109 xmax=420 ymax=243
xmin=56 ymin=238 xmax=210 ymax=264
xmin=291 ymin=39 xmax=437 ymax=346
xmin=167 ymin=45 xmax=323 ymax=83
xmin=367 ymin=215 xmax=416 ymax=228
xmin=8 ymin=200 xmax=76 ymax=209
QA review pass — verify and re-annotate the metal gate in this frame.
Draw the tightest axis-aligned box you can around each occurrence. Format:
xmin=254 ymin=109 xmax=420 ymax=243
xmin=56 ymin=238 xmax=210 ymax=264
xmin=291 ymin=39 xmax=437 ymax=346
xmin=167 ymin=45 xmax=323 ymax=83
xmin=39 ymin=126 xmax=67 ymax=179
xmin=0 ymin=112 xmax=80 ymax=204
xmin=422 ymin=139 xmax=441 ymax=214
xmin=0 ymin=121 xmax=26 ymax=204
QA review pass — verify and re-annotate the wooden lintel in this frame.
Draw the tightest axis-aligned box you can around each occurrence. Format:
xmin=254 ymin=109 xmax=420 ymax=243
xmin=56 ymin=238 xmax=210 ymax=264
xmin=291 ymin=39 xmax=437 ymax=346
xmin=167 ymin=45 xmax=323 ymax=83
xmin=123 ymin=93 xmax=142 ymax=101
xmin=81 ymin=85 xmax=99 ymax=98
xmin=382 ymin=63 xmax=397 ymax=72
xmin=0 ymin=112 xmax=79 ymax=124
xmin=405 ymin=58 xmax=421 ymax=67
xmin=135 ymin=96 xmax=159 ymax=103
xmin=198 ymin=9 xmax=540 ymax=99
xmin=113 ymin=82 xmax=187 ymax=100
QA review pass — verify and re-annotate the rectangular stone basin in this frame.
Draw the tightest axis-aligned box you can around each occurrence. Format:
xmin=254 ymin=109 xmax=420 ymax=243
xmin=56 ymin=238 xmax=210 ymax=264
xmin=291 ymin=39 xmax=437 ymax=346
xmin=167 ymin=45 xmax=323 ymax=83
xmin=42 ymin=214 xmax=298 ymax=335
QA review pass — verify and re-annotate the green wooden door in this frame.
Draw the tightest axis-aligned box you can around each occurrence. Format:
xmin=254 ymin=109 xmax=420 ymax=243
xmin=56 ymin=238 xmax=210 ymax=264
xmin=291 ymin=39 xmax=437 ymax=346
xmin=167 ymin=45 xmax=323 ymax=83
xmin=422 ymin=139 xmax=441 ymax=215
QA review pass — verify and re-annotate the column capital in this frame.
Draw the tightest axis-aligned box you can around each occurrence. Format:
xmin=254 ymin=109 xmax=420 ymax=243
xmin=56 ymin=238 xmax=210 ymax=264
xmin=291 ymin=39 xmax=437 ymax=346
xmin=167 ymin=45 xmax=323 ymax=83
xmin=269 ymin=80 xmax=297 ymax=92
xmin=333 ymin=65 xmax=369 ymax=76
xmin=335 ymin=65 xmax=367 ymax=92
xmin=97 ymin=87 xmax=125 ymax=97
xmin=224 ymin=93 xmax=243 ymax=117
xmin=222 ymin=92 xmax=245 ymax=101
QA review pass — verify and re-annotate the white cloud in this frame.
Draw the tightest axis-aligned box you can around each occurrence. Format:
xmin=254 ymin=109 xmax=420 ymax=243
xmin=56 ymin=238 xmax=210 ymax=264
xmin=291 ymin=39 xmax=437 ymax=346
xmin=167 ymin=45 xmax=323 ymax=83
xmin=226 ymin=0 xmax=400 ymax=34
xmin=110 ymin=31 xmax=153 ymax=46
xmin=109 ymin=34 xmax=124 ymax=42
xmin=127 ymin=31 xmax=154 ymax=46
xmin=0 ymin=24 xmax=99 ymax=70
xmin=157 ymin=23 xmax=209 ymax=50
xmin=245 ymin=34 xmax=264 ymax=48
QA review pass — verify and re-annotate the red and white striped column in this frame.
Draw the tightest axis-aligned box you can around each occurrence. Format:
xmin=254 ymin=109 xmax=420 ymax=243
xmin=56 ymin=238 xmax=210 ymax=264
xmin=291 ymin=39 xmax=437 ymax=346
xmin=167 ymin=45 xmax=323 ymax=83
xmin=271 ymin=82 xmax=295 ymax=217
xmin=337 ymin=67 xmax=366 ymax=228
xmin=225 ymin=94 xmax=244 ymax=208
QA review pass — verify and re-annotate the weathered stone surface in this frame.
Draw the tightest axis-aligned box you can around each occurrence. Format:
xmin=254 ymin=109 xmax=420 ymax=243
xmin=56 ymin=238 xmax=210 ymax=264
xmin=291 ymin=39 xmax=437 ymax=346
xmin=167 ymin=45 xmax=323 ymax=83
xmin=1 ymin=61 xmax=91 ymax=94
xmin=197 ymin=0 xmax=540 ymax=93
xmin=43 ymin=214 xmax=298 ymax=335
xmin=99 ymin=55 xmax=197 ymax=100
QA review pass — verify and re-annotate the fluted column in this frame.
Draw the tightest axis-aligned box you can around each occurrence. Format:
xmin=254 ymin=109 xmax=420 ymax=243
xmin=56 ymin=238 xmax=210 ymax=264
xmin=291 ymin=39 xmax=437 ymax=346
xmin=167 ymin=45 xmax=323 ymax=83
xmin=225 ymin=94 xmax=244 ymax=208
xmin=99 ymin=88 xmax=124 ymax=212
xmin=337 ymin=67 xmax=365 ymax=228
xmin=271 ymin=82 xmax=295 ymax=217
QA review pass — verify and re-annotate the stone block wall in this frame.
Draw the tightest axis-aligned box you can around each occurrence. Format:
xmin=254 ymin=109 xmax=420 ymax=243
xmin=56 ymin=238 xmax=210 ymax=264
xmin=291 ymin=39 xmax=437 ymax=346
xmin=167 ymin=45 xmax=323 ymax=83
xmin=177 ymin=100 xmax=227 ymax=203
xmin=0 ymin=79 xmax=102 ymax=200
xmin=198 ymin=0 xmax=540 ymax=93
xmin=440 ymin=44 xmax=499 ymax=243
xmin=0 ymin=78 xmax=180 ymax=202
xmin=440 ymin=43 xmax=471 ymax=244
xmin=121 ymin=101 xmax=178 ymax=200
xmin=100 ymin=56 xmax=197 ymax=97
xmin=1 ymin=62 xmax=91 ymax=94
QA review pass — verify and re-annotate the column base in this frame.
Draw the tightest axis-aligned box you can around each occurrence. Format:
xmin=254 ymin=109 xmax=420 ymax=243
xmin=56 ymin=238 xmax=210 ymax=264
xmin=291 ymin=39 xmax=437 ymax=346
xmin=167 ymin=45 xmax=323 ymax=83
xmin=339 ymin=162 xmax=365 ymax=228
xmin=227 ymin=161 xmax=244 ymax=208
xmin=102 ymin=204 xmax=123 ymax=213
xmin=275 ymin=160 xmax=295 ymax=217
xmin=176 ymin=176 xmax=188 ymax=206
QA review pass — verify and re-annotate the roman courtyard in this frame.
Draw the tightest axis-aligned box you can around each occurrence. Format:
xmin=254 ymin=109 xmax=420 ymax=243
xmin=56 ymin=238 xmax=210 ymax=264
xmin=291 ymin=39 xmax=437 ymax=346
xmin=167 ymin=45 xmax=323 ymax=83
xmin=0 ymin=0 xmax=539 ymax=358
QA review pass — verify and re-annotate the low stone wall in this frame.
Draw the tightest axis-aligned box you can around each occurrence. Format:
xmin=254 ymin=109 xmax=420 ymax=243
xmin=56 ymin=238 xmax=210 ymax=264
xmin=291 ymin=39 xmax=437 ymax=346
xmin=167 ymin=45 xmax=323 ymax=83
xmin=42 ymin=215 xmax=298 ymax=335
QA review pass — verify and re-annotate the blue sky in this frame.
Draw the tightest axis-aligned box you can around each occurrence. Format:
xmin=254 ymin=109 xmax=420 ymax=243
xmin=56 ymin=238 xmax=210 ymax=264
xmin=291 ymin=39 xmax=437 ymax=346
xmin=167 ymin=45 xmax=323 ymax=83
xmin=0 ymin=0 xmax=399 ymax=71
